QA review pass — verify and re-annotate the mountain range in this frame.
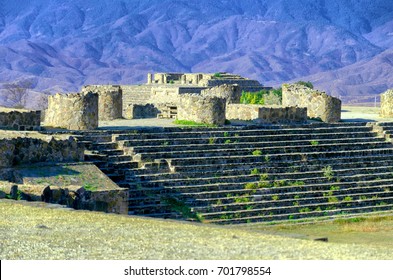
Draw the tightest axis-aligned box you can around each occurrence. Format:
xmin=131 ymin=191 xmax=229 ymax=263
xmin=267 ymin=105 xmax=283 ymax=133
xmin=1 ymin=0 xmax=393 ymax=106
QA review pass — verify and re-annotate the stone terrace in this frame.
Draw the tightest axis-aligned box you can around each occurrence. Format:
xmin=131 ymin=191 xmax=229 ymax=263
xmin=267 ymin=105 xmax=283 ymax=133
xmin=60 ymin=121 xmax=393 ymax=224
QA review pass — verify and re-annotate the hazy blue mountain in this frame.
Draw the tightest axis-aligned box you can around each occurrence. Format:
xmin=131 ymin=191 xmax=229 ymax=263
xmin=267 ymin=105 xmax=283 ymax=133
xmin=0 ymin=0 xmax=393 ymax=105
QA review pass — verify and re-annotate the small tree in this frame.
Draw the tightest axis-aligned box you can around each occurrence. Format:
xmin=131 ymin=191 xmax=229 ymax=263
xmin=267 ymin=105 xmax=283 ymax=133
xmin=3 ymin=80 xmax=33 ymax=109
xmin=296 ymin=81 xmax=314 ymax=89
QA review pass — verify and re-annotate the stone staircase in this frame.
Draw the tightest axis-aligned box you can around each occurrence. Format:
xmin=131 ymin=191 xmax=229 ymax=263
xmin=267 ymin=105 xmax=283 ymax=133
xmin=74 ymin=123 xmax=393 ymax=224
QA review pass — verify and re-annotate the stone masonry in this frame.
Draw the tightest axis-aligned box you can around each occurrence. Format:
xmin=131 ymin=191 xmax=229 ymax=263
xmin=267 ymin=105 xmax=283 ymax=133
xmin=177 ymin=94 xmax=226 ymax=125
xmin=81 ymin=85 xmax=123 ymax=121
xmin=84 ymin=72 xmax=268 ymax=120
xmin=0 ymin=135 xmax=84 ymax=168
xmin=201 ymin=84 xmax=242 ymax=104
xmin=226 ymin=104 xmax=307 ymax=124
xmin=45 ymin=92 xmax=99 ymax=130
xmin=380 ymin=89 xmax=393 ymax=117
xmin=282 ymin=84 xmax=341 ymax=123
xmin=0 ymin=109 xmax=41 ymax=131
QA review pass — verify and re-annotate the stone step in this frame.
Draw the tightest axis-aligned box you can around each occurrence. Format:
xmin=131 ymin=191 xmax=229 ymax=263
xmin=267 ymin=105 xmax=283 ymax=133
xmin=134 ymin=142 xmax=390 ymax=161
xmin=199 ymin=196 xmax=393 ymax=221
xmin=88 ymin=142 xmax=118 ymax=150
xmin=127 ymin=177 xmax=393 ymax=201
xmin=126 ymin=165 xmax=393 ymax=187
xmin=210 ymin=204 xmax=393 ymax=224
xmin=129 ymin=158 xmax=393 ymax=181
xmin=187 ymin=185 xmax=393 ymax=206
xmin=75 ymin=134 xmax=113 ymax=142
xmin=167 ymin=148 xmax=393 ymax=167
xmin=91 ymin=149 xmax=124 ymax=156
xmin=114 ymin=125 xmax=373 ymax=140
xmin=118 ymin=131 xmax=377 ymax=147
xmin=127 ymin=136 xmax=384 ymax=154
xmin=191 ymin=189 xmax=393 ymax=213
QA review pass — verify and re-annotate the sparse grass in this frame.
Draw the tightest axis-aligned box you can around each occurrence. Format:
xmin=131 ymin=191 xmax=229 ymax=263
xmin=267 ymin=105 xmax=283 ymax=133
xmin=322 ymin=166 xmax=334 ymax=180
xmin=208 ymin=137 xmax=215 ymax=144
xmin=271 ymin=195 xmax=279 ymax=201
xmin=260 ymin=173 xmax=269 ymax=181
xmin=234 ymin=196 xmax=251 ymax=203
xmin=273 ymin=180 xmax=286 ymax=187
xmin=224 ymin=139 xmax=231 ymax=144
xmin=310 ymin=140 xmax=319 ymax=146
xmin=83 ymin=183 xmax=97 ymax=191
xmin=244 ymin=182 xmax=259 ymax=190
xmin=173 ymin=120 xmax=216 ymax=127
xmin=292 ymin=181 xmax=305 ymax=186
xmin=252 ymin=150 xmax=262 ymax=156
xmin=250 ymin=168 xmax=259 ymax=175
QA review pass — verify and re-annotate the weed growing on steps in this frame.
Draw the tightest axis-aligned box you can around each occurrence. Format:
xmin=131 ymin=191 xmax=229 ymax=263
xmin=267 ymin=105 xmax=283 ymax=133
xmin=252 ymin=149 xmax=262 ymax=156
xmin=161 ymin=197 xmax=202 ymax=222
xmin=322 ymin=165 xmax=334 ymax=180
xmin=250 ymin=168 xmax=259 ymax=175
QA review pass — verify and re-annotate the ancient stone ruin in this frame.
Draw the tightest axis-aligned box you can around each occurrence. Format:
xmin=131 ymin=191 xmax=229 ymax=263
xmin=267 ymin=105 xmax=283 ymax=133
xmin=0 ymin=109 xmax=41 ymax=131
xmin=380 ymin=89 xmax=393 ymax=117
xmin=177 ymin=94 xmax=227 ymax=126
xmin=11 ymin=72 xmax=393 ymax=227
xmin=45 ymin=92 xmax=99 ymax=130
xmin=282 ymin=84 xmax=341 ymax=123
xmin=226 ymin=104 xmax=307 ymax=124
xmin=84 ymin=72 xmax=268 ymax=123
xmin=81 ymin=85 xmax=123 ymax=121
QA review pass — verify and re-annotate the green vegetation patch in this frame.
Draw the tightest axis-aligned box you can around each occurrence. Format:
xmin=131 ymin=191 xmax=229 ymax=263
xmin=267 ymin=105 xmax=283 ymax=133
xmin=173 ymin=119 xmax=217 ymax=127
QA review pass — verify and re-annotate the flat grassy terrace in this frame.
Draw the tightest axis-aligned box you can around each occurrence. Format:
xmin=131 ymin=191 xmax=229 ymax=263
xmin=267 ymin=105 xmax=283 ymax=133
xmin=1 ymin=200 xmax=392 ymax=260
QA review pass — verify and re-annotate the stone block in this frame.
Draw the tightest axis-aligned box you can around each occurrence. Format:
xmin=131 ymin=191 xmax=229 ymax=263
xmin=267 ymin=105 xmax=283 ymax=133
xmin=282 ymin=84 xmax=341 ymax=123
xmin=177 ymin=94 xmax=226 ymax=125
xmin=380 ymin=89 xmax=393 ymax=117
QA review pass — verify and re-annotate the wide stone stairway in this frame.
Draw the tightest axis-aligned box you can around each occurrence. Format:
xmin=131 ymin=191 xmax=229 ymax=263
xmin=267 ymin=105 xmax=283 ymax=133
xmin=75 ymin=122 xmax=393 ymax=224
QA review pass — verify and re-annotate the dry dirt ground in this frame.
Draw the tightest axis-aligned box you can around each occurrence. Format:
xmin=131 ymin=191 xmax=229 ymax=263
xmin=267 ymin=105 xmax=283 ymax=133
xmin=1 ymin=199 xmax=393 ymax=260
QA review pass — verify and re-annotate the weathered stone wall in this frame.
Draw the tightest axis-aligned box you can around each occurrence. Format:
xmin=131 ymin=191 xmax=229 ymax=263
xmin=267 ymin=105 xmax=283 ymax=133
xmin=0 ymin=110 xmax=41 ymax=130
xmin=282 ymin=84 xmax=341 ymax=123
xmin=380 ymin=89 xmax=393 ymax=117
xmin=0 ymin=136 xmax=84 ymax=168
xmin=177 ymin=94 xmax=226 ymax=125
xmin=82 ymin=85 xmax=123 ymax=121
xmin=124 ymin=104 xmax=160 ymax=119
xmin=201 ymin=84 xmax=241 ymax=104
xmin=226 ymin=104 xmax=307 ymax=123
xmin=45 ymin=92 xmax=98 ymax=130
xmin=0 ymin=183 xmax=128 ymax=215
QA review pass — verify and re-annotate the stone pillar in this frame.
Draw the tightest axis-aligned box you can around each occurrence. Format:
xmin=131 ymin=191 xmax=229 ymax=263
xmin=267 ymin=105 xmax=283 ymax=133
xmin=380 ymin=89 xmax=393 ymax=117
xmin=181 ymin=75 xmax=186 ymax=85
xmin=163 ymin=74 xmax=168 ymax=84
xmin=147 ymin=73 xmax=152 ymax=84
xmin=98 ymin=87 xmax=123 ymax=121
xmin=45 ymin=92 xmax=98 ymax=130
xmin=177 ymin=94 xmax=226 ymax=126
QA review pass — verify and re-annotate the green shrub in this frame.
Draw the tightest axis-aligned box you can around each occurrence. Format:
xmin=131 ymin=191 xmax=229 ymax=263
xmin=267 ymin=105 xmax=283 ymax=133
xmin=310 ymin=140 xmax=319 ymax=146
xmin=252 ymin=150 xmax=262 ymax=156
xmin=245 ymin=182 xmax=258 ymax=190
xmin=296 ymin=81 xmax=314 ymax=89
xmin=250 ymin=168 xmax=259 ymax=175
xmin=273 ymin=180 xmax=286 ymax=187
xmin=322 ymin=166 xmax=334 ymax=180
xmin=260 ymin=173 xmax=269 ymax=180
xmin=258 ymin=181 xmax=272 ymax=188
